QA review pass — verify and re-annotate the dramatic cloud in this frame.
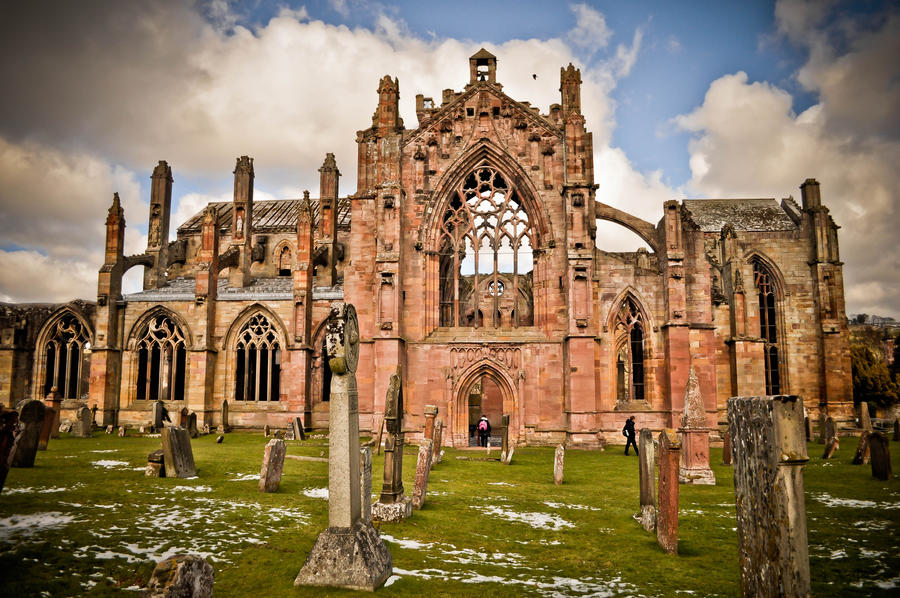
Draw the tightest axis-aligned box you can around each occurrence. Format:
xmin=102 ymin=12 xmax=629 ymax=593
xmin=676 ymin=0 xmax=900 ymax=317
xmin=568 ymin=3 xmax=613 ymax=55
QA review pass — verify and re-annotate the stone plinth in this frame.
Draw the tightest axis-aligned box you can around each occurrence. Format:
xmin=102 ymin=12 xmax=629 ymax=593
xmin=294 ymin=522 xmax=392 ymax=591
xmin=259 ymin=438 xmax=286 ymax=493
xmin=657 ymin=429 xmax=680 ymax=554
xmin=728 ymin=395 xmax=810 ymax=598
xmin=869 ymin=432 xmax=892 ymax=480
xmin=11 ymin=400 xmax=45 ymax=468
xmin=161 ymin=427 xmax=196 ymax=478
xmin=146 ymin=554 xmax=214 ymax=598
xmin=638 ymin=428 xmax=656 ymax=532
xmin=372 ymin=497 xmax=412 ymax=523
xmin=553 ymin=444 xmax=565 ymax=485
xmin=412 ymin=439 xmax=433 ymax=510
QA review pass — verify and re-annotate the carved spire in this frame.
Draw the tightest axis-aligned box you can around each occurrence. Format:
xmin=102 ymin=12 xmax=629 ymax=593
xmin=106 ymin=192 xmax=124 ymax=225
xmin=374 ymin=76 xmax=402 ymax=131
xmin=560 ymin=63 xmax=582 ymax=115
xmin=318 ymin=153 xmax=340 ymax=239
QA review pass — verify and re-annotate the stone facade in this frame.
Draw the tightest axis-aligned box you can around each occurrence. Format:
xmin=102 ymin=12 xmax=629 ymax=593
xmin=0 ymin=50 xmax=853 ymax=444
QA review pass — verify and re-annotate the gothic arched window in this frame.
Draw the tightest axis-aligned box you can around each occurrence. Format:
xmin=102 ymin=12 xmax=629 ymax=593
xmin=439 ymin=166 xmax=534 ymax=328
xmin=278 ymin=245 xmax=292 ymax=277
xmin=42 ymin=314 xmax=90 ymax=399
xmin=753 ymin=260 xmax=781 ymax=394
xmin=614 ymin=298 xmax=645 ymax=402
xmin=235 ymin=314 xmax=281 ymax=402
xmin=135 ymin=315 xmax=187 ymax=402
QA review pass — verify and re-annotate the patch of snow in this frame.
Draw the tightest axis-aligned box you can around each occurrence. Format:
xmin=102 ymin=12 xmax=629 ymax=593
xmin=303 ymin=487 xmax=329 ymax=500
xmin=471 ymin=505 xmax=573 ymax=530
xmin=875 ymin=577 xmax=900 ymax=589
xmin=860 ymin=548 xmax=885 ymax=559
xmin=0 ymin=512 xmax=77 ymax=541
xmin=830 ymin=549 xmax=847 ymax=559
xmin=171 ymin=485 xmax=212 ymax=493
xmin=543 ymin=501 xmax=601 ymax=512
xmin=3 ymin=486 xmax=68 ymax=495
xmin=384 ymin=575 xmax=400 ymax=587
xmin=382 ymin=534 xmax=435 ymax=550
xmin=813 ymin=492 xmax=900 ymax=510
xmin=90 ymin=449 xmax=119 ymax=453
xmin=227 ymin=473 xmax=259 ymax=482
xmin=487 ymin=482 xmax=516 ymax=486
xmin=90 ymin=460 xmax=131 ymax=469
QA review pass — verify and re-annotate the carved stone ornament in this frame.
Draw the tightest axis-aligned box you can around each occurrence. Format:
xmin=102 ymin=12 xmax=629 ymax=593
xmin=326 ymin=302 xmax=359 ymax=375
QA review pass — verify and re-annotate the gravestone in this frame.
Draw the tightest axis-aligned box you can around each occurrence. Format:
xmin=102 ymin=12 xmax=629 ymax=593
xmin=105 ymin=424 xmax=114 ymax=435
xmin=501 ymin=414 xmax=510 ymax=458
xmin=259 ymin=438 xmax=286 ymax=493
xmin=817 ymin=410 xmax=826 ymax=444
xmin=38 ymin=406 xmax=56 ymax=451
xmin=727 ymin=395 xmax=810 ymax=598
xmin=91 ymin=405 xmax=98 ymax=427
xmin=186 ymin=412 xmax=199 ymax=439
xmin=0 ymin=410 xmax=20 ymax=493
xmin=822 ymin=437 xmax=839 ymax=459
xmin=373 ymin=370 xmax=412 ymax=522
xmin=71 ymin=406 xmax=92 ymax=438
xmin=431 ymin=418 xmax=444 ymax=467
xmin=295 ymin=302 xmax=392 ymax=591
xmin=216 ymin=435 xmax=223 ymax=444
xmin=553 ymin=444 xmax=565 ymax=485
xmin=219 ymin=399 xmax=230 ymax=433
xmin=161 ymin=426 xmax=196 ymax=478
xmin=657 ymin=429 xmax=680 ymax=554
xmin=411 ymin=440 xmax=433 ymax=510
xmin=118 ymin=426 xmax=127 ymax=437
xmin=151 ymin=401 xmax=166 ymax=430
xmin=203 ymin=423 xmax=211 ymax=435
xmin=679 ymin=366 xmax=715 ymax=485
xmin=45 ymin=388 xmax=61 ymax=439
xmin=264 ymin=424 xmax=271 ymax=437
xmin=146 ymin=449 xmax=165 ymax=477
xmin=825 ymin=417 xmax=836 ymax=444
xmin=804 ymin=417 xmax=810 ymax=442
xmin=291 ymin=417 xmax=306 ymax=441
xmin=869 ymin=432 xmax=892 ymax=480
xmin=638 ymin=428 xmax=656 ymax=532
xmin=851 ymin=432 xmax=871 ymax=465
xmin=360 ymin=446 xmax=372 ymax=524
xmin=505 ymin=447 xmax=515 ymax=465
xmin=859 ymin=403 xmax=873 ymax=432
xmin=145 ymin=554 xmax=214 ymax=598
xmin=722 ymin=428 xmax=732 ymax=466
xmin=178 ymin=407 xmax=189 ymax=428
xmin=58 ymin=422 xmax=71 ymax=434
xmin=274 ymin=429 xmax=284 ymax=440
xmin=11 ymin=400 xmax=46 ymax=468
xmin=424 ymin=405 xmax=437 ymax=442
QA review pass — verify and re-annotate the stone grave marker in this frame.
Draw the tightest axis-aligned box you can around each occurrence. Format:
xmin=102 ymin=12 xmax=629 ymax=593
xmin=431 ymin=417 xmax=444 ymax=467
xmin=679 ymin=366 xmax=715 ymax=485
xmin=638 ymin=428 xmax=656 ymax=532
xmin=203 ymin=423 xmax=211 ymax=435
xmin=264 ymin=424 xmax=271 ymax=437
xmin=424 ymin=405 xmax=437 ymax=442
xmin=859 ymin=403 xmax=873 ymax=432
xmin=727 ymin=395 xmax=810 ymax=597
xmin=553 ymin=444 xmax=565 ymax=485
xmin=851 ymin=432 xmax=871 ymax=465
xmin=869 ymin=432 xmax=892 ymax=480
xmin=503 ymin=447 xmax=515 ymax=465
xmin=722 ymin=428 xmax=732 ymax=466
xmin=259 ymin=438 xmax=286 ymax=493
xmin=295 ymin=302 xmax=392 ymax=591
xmin=187 ymin=412 xmax=199 ymax=439
xmin=216 ymin=435 xmax=224 ymax=443
xmin=58 ymin=421 xmax=72 ymax=434
xmin=219 ymin=399 xmax=230 ymax=433
xmin=657 ymin=429 xmax=680 ymax=554
xmin=822 ymin=437 xmax=839 ymax=459
xmin=11 ymin=400 xmax=46 ymax=468
xmin=105 ymin=424 xmax=114 ymax=435
xmin=118 ymin=426 xmax=127 ymax=437
xmin=373 ymin=370 xmax=412 ymax=522
xmin=146 ymin=449 xmax=165 ymax=477
xmin=151 ymin=401 xmax=166 ymax=430
xmin=411 ymin=439 xmax=433 ymax=510
xmin=825 ymin=417 xmax=836 ymax=444
xmin=146 ymin=554 xmax=214 ymax=598
xmin=37 ymin=406 xmax=56 ymax=451
xmin=291 ymin=416 xmax=306 ymax=441
xmin=1 ymin=410 xmax=20 ymax=493
xmin=274 ymin=429 xmax=284 ymax=440
xmin=72 ymin=405 xmax=92 ymax=438
xmin=360 ymin=446 xmax=372 ymax=524
xmin=161 ymin=426 xmax=196 ymax=478
xmin=45 ymin=388 xmax=61 ymax=439
xmin=178 ymin=407 xmax=189 ymax=428
xmin=501 ymin=414 xmax=510 ymax=458
xmin=817 ymin=410 xmax=826 ymax=444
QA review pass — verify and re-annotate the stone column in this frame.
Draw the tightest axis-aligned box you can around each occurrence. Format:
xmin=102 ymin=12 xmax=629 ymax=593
xmin=727 ymin=395 xmax=810 ymax=598
xmin=553 ymin=444 xmax=565 ymax=485
xmin=869 ymin=432 xmax=892 ymax=481
xmin=638 ymin=428 xmax=656 ymax=532
xmin=678 ymin=366 xmax=715 ymax=485
xmin=657 ymin=429 xmax=680 ymax=554
xmin=423 ymin=405 xmax=437 ymax=442
xmin=295 ymin=302 xmax=392 ymax=591
xmin=258 ymin=438 xmax=286 ymax=493
xmin=411 ymin=439 xmax=433 ymax=510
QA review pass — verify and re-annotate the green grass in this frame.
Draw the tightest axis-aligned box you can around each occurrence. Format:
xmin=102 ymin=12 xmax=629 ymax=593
xmin=1 ymin=432 xmax=898 ymax=596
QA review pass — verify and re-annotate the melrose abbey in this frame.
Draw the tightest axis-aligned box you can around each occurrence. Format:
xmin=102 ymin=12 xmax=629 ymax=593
xmin=0 ymin=50 xmax=854 ymax=445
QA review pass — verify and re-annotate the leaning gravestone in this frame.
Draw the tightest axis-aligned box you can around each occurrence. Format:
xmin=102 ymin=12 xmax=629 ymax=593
xmin=259 ymin=438 xmax=286 ymax=493
xmin=679 ymin=366 xmax=715 ymax=485
xmin=728 ymin=395 xmax=810 ymax=598
xmin=291 ymin=416 xmax=306 ymax=441
xmin=822 ymin=437 xmax=839 ymax=459
xmin=373 ymin=370 xmax=412 ymax=522
xmin=71 ymin=406 xmax=92 ymax=438
xmin=859 ymin=403 xmax=873 ymax=432
xmin=45 ymin=388 xmax=61 ymax=439
xmin=295 ymin=302 xmax=391 ymax=591
xmin=851 ymin=432 xmax=871 ymax=465
xmin=218 ymin=399 xmax=230 ymax=434
xmin=553 ymin=444 xmax=565 ymax=485
xmin=12 ymin=400 xmax=46 ymax=468
xmin=152 ymin=401 xmax=166 ymax=430
xmin=1 ymin=410 xmax=20 ymax=493
xmin=657 ymin=429 xmax=680 ymax=554
xmin=38 ymin=406 xmax=56 ymax=451
xmin=411 ymin=439 xmax=434 ymax=511
xmin=146 ymin=554 xmax=214 ymax=598
xmin=431 ymin=418 xmax=444 ymax=467
xmin=638 ymin=428 xmax=656 ymax=532
xmin=869 ymin=432 xmax=892 ymax=481
xmin=161 ymin=427 xmax=196 ymax=478
xmin=825 ymin=417 xmax=836 ymax=444
xmin=186 ymin=412 xmax=199 ymax=439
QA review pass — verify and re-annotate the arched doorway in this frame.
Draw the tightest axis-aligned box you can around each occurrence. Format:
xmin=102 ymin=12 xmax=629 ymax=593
xmin=454 ymin=363 xmax=518 ymax=448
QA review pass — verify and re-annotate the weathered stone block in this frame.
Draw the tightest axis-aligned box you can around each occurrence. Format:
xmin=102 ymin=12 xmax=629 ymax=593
xmin=161 ymin=427 xmax=196 ymax=478
xmin=638 ymin=428 xmax=656 ymax=532
xmin=145 ymin=554 xmax=214 ymax=598
xmin=412 ymin=439 xmax=433 ymax=510
xmin=11 ymin=400 xmax=45 ymax=468
xmin=656 ymin=429 xmax=680 ymax=554
xmin=869 ymin=432 xmax=892 ymax=481
xmin=258 ymin=438 xmax=286 ymax=493
xmin=294 ymin=522 xmax=392 ymax=591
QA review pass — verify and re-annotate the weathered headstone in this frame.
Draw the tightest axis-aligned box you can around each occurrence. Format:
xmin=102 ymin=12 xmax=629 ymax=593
xmin=105 ymin=424 xmax=114 ymax=435
xmin=264 ymin=424 xmax=271 ymax=437
xmin=203 ymin=423 xmax=211 ymax=436
xmin=727 ymin=395 xmax=810 ymax=598
xmin=638 ymin=428 xmax=656 ymax=532
xmin=219 ymin=399 xmax=230 ymax=433
xmin=291 ymin=416 xmax=306 ymax=441
xmin=259 ymin=438 xmax=286 ymax=493
xmin=216 ymin=435 xmax=223 ymax=444
xmin=161 ymin=426 xmax=196 ymax=478
xmin=186 ymin=412 xmax=198 ymax=439
xmin=71 ymin=405 xmax=92 ymax=438
xmin=44 ymin=388 xmax=61 ymax=439
xmin=679 ymin=366 xmax=715 ymax=485
xmin=118 ymin=426 xmax=127 ymax=437
xmin=178 ymin=407 xmax=189 ymax=428
xmin=145 ymin=554 xmax=214 ymax=598
xmin=295 ymin=302 xmax=392 ymax=591
xmin=851 ymin=432 xmax=871 ymax=465
xmin=869 ymin=432 xmax=892 ymax=480
xmin=146 ymin=449 xmax=165 ymax=478
xmin=657 ymin=429 xmax=680 ymax=554
xmin=553 ymin=444 xmax=565 ymax=485
xmin=273 ymin=429 xmax=284 ymax=440
xmin=58 ymin=421 xmax=72 ymax=434
xmin=822 ymin=437 xmax=839 ymax=459
xmin=859 ymin=403 xmax=873 ymax=432
xmin=431 ymin=418 xmax=444 ymax=467
xmin=360 ymin=446 xmax=372 ymax=524
xmin=91 ymin=405 xmax=98 ymax=427
xmin=825 ymin=417 xmax=836 ymax=444
xmin=38 ymin=406 xmax=56 ymax=451
xmin=0 ymin=410 xmax=20 ymax=493
xmin=152 ymin=400 xmax=166 ymax=430
xmin=11 ymin=400 xmax=46 ymax=468
xmin=373 ymin=370 xmax=412 ymax=522
xmin=411 ymin=439 xmax=434 ymax=511
xmin=503 ymin=446 xmax=515 ymax=465
xmin=423 ymin=405 xmax=437 ymax=442
xmin=817 ymin=410 xmax=826 ymax=444
xmin=722 ymin=428 xmax=732 ymax=466
xmin=501 ymin=414 xmax=510 ymax=458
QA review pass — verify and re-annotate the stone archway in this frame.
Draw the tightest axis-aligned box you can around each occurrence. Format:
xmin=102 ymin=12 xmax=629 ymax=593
xmin=451 ymin=355 xmax=519 ymax=448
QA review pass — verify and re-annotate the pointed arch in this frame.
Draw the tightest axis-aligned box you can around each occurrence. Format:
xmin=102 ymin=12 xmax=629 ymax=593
xmin=606 ymin=288 xmax=652 ymax=404
xmin=604 ymin=287 xmax=654 ymax=334
xmin=743 ymin=250 xmax=787 ymax=298
xmin=34 ymin=304 xmax=94 ymax=400
xmin=223 ymin=303 xmax=289 ymax=352
xmin=453 ymin=360 xmax=519 ymax=447
xmin=127 ymin=306 xmax=190 ymax=402
xmin=224 ymin=304 xmax=287 ymax=403
xmin=127 ymin=305 xmax=194 ymax=350
xmin=745 ymin=252 xmax=788 ymax=394
xmin=274 ymin=240 xmax=294 ymax=276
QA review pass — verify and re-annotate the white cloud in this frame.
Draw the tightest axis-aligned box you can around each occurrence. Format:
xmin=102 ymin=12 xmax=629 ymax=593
xmin=0 ymin=250 xmax=97 ymax=303
xmin=568 ymin=3 xmax=613 ymax=55
xmin=329 ymin=0 xmax=350 ymax=18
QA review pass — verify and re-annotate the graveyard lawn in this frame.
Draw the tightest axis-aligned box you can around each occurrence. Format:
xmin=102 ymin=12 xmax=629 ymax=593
xmin=1 ymin=433 xmax=898 ymax=597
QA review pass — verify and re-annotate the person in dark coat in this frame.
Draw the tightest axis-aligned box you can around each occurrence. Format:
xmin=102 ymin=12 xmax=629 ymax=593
xmin=623 ymin=416 xmax=639 ymax=456
xmin=477 ymin=415 xmax=491 ymax=447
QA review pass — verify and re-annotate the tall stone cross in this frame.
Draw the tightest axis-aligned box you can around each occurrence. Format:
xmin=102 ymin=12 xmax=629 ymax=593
xmin=373 ymin=369 xmax=412 ymax=522
xmin=295 ymin=302 xmax=392 ymax=591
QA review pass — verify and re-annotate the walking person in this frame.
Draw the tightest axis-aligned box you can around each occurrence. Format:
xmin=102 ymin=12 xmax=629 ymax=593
xmin=623 ymin=415 xmax=639 ymax=456
xmin=477 ymin=415 xmax=491 ymax=447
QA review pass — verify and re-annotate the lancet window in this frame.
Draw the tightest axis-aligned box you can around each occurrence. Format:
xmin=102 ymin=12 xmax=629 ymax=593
xmin=42 ymin=314 xmax=90 ymax=399
xmin=753 ymin=260 xmax=781 ymax=394
xmin=614 ymin=298 xmax=645 ymax=402
xmin=438 ymin=166 xmax=534 ymax=328
xmin=234 ymin=314 xmax=281 ymax=402
xmin=278 ymin=245 xmax=292 ymax=277
xmin=135 ymin=315 xmax=187 ymax=402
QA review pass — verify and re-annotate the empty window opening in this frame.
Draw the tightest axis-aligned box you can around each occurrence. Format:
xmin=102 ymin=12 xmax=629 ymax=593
xmin=135 ymin=314 xmax=186 ymax=402
xmin=754 ymin=260 xmax=781 ymax=394
xmin=615 ymin=297 xmax=646 ymax=403
xmin=234 ymin=314 xmax=281 ymax=402
xmin=42 ymin=314 xmax=91 ymax=399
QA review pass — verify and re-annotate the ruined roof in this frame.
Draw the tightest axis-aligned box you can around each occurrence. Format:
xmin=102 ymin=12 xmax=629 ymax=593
xmin=124 ymin=277 xmax=343 ymax=302
xmin=177 ymin=197 xmax=351 ymax=235
xmin=681 ymin=199 xmax=797 ymax=232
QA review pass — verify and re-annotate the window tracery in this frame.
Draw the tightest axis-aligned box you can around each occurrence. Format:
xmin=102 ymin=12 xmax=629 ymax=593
xmin=235 ymin=313 xmax=281 ymax=402
xmin=753 ymin=260 xmax=781 ymax=394
xmin=42 ymin=313 xmax=90 ymax=399
xmin=135 ymin=314 xmax=186 ymax=402
xmin=614 ymin=298 xmax=645 ymax=402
